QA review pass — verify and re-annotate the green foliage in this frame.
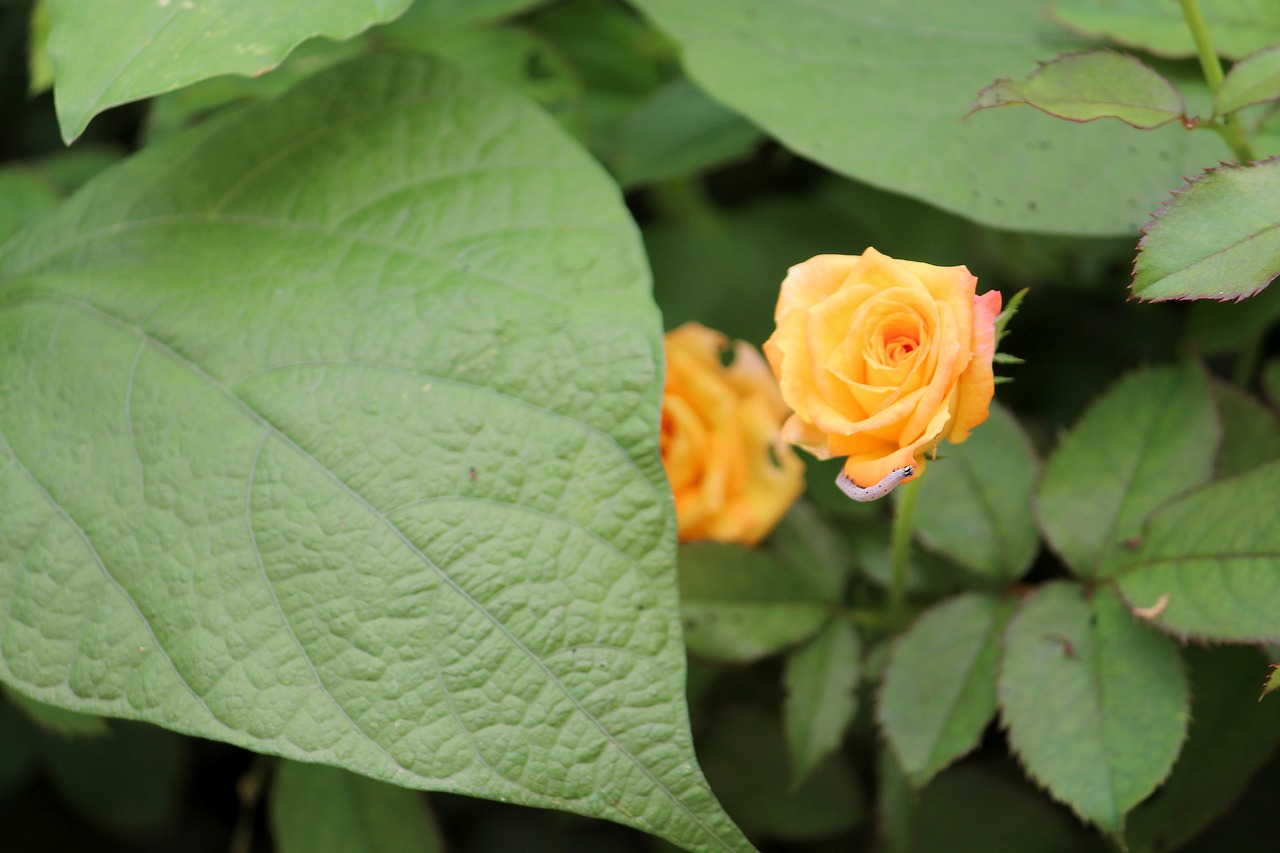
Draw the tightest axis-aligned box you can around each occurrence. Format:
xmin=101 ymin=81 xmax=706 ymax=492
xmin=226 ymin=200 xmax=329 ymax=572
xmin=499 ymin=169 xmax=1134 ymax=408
xmin=629 ymin=0 xmax=1222 ymax=235
xmin=272 ymin=761 xmax=445 ymax=853
xmin=1134 ymin=159 xmax=1280 ymax=301
xmin=1050 ymin=0 xmax=1280 ymax=60
xmin=911 ymin=403 xmax=1040 ymax=580
xmin=999 ymin=584 xmax=1189 ymax=833
xmin=783 ymin=620 xmax=861 ymax=786
xmin=46 ymin=0 xmax=411 ymax=142
xmin=1216 ymin=44 xmax=1280 ymax=113
xmin=1037 ymin=365 xmax=1219 ymax=577
xmin=677 ymin=543 xmax=831 ymax=663
xmin=878 ymin=593 xmax=1014 ymax=788
xmin=1124 ymin=646 xmax=1280 ymax=852
xmin=0 ymin=53 xmax=748 ymax=853
xmin=1112 ymin=460 xmax=1280 ymax=642
xmin=6 ymin=0 xmax=1280 ymax=850
xmin=972 ymin=50 xmax=1187 ymax=129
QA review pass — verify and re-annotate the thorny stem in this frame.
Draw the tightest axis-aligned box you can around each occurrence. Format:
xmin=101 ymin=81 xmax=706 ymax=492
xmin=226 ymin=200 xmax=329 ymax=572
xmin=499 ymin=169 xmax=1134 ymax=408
xmin=1178 ymin=0 xmax=1257 ymax=162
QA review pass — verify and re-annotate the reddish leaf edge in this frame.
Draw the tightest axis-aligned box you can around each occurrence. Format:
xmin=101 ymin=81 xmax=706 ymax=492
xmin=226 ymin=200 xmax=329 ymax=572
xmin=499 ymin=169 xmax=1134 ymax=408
xmin=1131 ymin=157 xmax=1280 ymax=303
xmin=968 ymin=50 xmax=1187 ymax=130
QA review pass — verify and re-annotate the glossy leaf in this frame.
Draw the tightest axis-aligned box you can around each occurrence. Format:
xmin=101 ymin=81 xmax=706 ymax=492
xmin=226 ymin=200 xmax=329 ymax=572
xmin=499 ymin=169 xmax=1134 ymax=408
xmin=1050 ymin=0 xmax=1280 ymax=61
xmin=678 ymin=543 xmax=831 ymax=663
xmin=1133 ymin=160 xmax=1280 ymax=301
xmin=783 ymin=620 xmax=860 ymax=786
xmin=1125 ymin=646 xmax=1280 ymax=853
xmin=0 ymin=55 xmax=752 ymax=853
xmin=972 ymin=51 xmax=1185 ymax=129
xmin=1113 ymin=461 xmax=1280 ymax=643
xmin=878 ymin=593 xmax=1015 ymax=788
xmin=999 ymin=584 xmax=1189 ymax=833
xmin=47 ymin=0 xmax=410 ymax=142
xmin=272 ymin=761 xmax=444 ymax=853
xmin=1037 ymin=365 xmax=1218 ymax=577
xmin=629 ymin=0 xmax=1222 ymax=235
xmin=1217 ymin=45 xmax=1280 ymax=115
xmin=912 ymin=403 xmax=1040 ymax=580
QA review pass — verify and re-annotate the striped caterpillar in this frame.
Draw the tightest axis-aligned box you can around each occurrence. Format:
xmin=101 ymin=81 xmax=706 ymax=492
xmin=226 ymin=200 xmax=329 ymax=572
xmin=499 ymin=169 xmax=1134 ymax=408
xmin=835 ymin=465 xmax=915 ymax=502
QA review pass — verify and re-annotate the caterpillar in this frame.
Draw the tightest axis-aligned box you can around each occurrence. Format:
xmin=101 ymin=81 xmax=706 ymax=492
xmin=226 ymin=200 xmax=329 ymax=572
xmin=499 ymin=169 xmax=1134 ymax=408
xmin=835 ymin=465 xmax=915 ymax=502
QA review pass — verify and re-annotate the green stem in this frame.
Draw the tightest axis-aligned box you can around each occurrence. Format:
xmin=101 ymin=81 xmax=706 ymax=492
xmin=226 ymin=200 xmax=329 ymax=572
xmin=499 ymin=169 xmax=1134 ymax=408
xmin=229 ymin=756 xmax=272 ymax=853
xmin=1179 ymin=0 xmax=1257 ymax=162
xmin=888 ymin=475 xmax=923 ymax=623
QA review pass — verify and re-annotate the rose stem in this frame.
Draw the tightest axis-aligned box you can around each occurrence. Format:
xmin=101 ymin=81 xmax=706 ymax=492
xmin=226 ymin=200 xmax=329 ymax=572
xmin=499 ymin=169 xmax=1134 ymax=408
xmin=888 ymin=475 xmax=923 ymax=623
xmin=1177 ymin=0 xmax=1255 ymax=163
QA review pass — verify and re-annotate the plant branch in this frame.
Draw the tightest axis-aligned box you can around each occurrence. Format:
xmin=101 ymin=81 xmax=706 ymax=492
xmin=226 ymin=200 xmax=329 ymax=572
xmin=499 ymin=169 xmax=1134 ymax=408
xmin=1179 ymin=0 xmax=1257 ymax=162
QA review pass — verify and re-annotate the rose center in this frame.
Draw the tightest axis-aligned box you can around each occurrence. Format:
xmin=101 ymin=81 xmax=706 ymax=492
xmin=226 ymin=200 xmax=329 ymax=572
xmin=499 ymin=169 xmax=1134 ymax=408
xmin=884 ymin=333 xmax=918 ymax=364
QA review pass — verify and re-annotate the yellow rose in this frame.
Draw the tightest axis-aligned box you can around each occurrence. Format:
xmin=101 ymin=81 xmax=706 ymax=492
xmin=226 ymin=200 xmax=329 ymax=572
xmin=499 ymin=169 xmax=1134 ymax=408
xmin=763 ymin=247 xmax=1001 ymax=491
xmin=661 ymin=322 xmax=805 ymax=545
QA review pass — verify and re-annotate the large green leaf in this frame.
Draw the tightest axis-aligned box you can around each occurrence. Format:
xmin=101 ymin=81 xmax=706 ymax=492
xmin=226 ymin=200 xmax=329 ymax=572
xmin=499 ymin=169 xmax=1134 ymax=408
xmin=1049 ymin=0 xmax=1280 ymax=61
xmin=47 ymin=0 xmax=410 ymax=142
xmin=999 ymin=584 xmax=1189 ymax=834
xmin=272 ymin=761 xmax=444 ymax=853
xmin=0 ymin=55 xmax=752 ymax=853
xmin=1112 ymin=461 xmax=1280 ymax=643
xmin=877 ymin=593 xmax=1014 ymax=789
xmin=912 ymin=403 xmax=1040 ymax=580
xmin=628 ymin=0 xmax=1222 ymax=235
xmin=1036 ymin=365 xmax=1218 ymax=578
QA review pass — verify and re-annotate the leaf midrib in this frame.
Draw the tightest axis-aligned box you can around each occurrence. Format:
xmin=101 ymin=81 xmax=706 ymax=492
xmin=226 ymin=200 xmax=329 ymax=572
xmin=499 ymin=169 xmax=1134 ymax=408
xmin=4 ymin=293 xmax=732 ymax=848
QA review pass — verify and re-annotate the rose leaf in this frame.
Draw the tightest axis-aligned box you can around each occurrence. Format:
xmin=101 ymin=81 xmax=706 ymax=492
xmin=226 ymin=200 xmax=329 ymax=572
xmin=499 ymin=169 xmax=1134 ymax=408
xmin=0 ymin=54 xmax=755 ymax=853
xmin=1111 ymin=460 xmax=1280 ymax=644
xmin=1216 ymin=45 xmax=1280 ymax=115
xmin=877 ymin=592 xmax=1015 ymax=789
xmin=999 ymin=583 xmax=1189 ymax=834
xmin=1133 ymin=159 xmax=1280 ymax=301
xmin=1211 ymin=381 xmax=1280 ymax=479
xmin=784 ymin=619 xmax=861 ymax=788
xmin=678 ymin=543 xmax=831 ymax=663
xmin=1036 ymin=365 xmax=1218 ymax=578
xmin=912 ymin=403 xmax=1040 ymax=580
xmin=971 ymin=51 xmax=1186 ymax=130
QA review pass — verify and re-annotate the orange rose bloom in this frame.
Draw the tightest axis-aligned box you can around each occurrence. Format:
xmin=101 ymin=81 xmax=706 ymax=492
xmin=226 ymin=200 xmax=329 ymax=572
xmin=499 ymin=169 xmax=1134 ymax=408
xmin=661 ymin=322 xmax=805 ymax=545
xmin=763 ymin=248 xmax=1001 ymax=490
